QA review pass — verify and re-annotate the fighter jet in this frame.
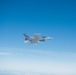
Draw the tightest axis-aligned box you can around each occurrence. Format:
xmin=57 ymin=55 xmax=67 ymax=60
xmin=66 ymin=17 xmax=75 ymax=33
xmin=23 ymin=34 xmax=53 ymax=44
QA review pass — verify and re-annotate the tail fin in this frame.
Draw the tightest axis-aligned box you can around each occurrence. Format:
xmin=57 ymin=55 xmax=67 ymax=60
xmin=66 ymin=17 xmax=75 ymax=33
xmin=23 ymin=34 xmax=29 ymax=38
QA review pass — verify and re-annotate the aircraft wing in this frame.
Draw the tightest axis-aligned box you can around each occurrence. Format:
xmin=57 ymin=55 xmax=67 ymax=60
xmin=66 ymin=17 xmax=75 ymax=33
xmin=30 ymin=39 xmax=37 ymax=44
xmin=34 ymin=34 xmax=40 ymax=40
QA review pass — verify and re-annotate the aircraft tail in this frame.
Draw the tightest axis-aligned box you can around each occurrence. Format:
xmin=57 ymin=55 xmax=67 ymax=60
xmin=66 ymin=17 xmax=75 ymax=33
xmin=23 ymin=34 xmax=29 ymax=38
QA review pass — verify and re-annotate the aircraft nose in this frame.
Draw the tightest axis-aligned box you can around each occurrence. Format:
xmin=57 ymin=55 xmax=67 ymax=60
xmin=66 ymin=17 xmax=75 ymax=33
xmin=47 ymin=37 xmax=53 ymax=39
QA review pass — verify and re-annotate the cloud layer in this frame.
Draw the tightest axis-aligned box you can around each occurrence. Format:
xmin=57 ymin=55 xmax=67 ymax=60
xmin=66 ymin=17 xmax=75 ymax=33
xmin=0 ymin=47 xmax=76 ymax=58
xmin=0 ymin=52 xmax=11 ymax=55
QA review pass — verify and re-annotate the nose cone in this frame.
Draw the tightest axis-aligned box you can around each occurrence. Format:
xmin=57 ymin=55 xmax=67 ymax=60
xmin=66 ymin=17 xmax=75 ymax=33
xmin=46 ymin=37 xmax=53 ymax=40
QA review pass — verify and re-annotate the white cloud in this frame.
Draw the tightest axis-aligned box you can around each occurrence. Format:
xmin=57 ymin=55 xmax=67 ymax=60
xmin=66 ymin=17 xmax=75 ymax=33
xmin=0 ymin=47 xmax=76 ymax=58
xmin=0 ymin=47 xmax=76 ymax=75
xmin=0 ymin=52 xmax=11 ymax=55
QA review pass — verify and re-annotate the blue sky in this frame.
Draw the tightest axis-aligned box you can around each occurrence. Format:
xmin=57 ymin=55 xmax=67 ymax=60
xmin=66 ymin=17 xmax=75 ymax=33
xmin=0 ymin=0 xmax=76 ymax=75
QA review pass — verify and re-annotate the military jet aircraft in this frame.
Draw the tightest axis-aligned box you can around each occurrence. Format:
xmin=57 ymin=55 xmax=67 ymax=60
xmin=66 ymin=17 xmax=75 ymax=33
xmin=23 ymin=34 xmax=53 ymax=44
